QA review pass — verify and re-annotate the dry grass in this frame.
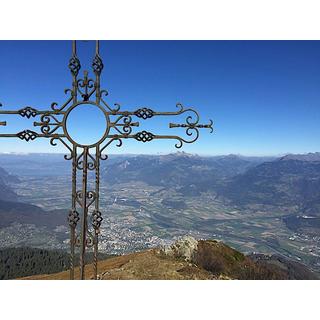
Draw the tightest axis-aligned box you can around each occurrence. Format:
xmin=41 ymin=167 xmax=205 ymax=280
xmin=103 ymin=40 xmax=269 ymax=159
xmin=21 ymin=249 xmax=215 ymax=280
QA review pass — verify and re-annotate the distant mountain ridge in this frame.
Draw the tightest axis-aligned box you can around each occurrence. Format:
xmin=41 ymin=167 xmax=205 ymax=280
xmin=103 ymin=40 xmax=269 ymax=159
xmin=102 ymin=152 xmax=270 ymax=196
xmin=279 ymin=152 xmax=320 ymax=162
xmin=221 ymin=152 xmax=320 ymax=214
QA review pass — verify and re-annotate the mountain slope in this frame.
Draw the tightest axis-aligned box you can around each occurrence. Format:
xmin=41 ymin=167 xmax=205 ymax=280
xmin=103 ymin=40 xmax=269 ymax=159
xmin=0 ymin=198 xmax=69 ymax=249
xmin=221 ymin=156 xmax=320 ymax=213
xmin=21 ymin=238 xmax=318 ymax=280
xmin=0 ymin=167 xmax=18 ymax=202
xmin=0 ymin=199 xmax=67 ymax=229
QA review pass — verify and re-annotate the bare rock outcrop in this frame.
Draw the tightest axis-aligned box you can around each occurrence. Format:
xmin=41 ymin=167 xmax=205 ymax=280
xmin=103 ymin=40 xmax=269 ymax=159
xmin=161 ymin=236 xmax=198 ymax=261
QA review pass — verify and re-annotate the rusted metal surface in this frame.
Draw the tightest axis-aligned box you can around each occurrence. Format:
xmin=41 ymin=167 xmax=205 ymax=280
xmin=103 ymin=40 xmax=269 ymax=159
xmin=0 ymin=41 xmax=213 ymax=279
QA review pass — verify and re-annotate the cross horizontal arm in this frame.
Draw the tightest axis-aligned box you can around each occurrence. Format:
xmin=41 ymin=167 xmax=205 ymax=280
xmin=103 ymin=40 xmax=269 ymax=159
xmin=105 ymin=120 xmax=212 ymax=148
xmin=105 ymin=102 xmax=213 ymax=149
xmin=106 ymin=103 xmax=186 ymax=118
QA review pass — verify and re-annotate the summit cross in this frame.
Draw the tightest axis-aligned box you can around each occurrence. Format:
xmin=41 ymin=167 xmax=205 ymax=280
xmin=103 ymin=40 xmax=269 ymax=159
xmin=0 ymin=40 xmax=213 ymax=279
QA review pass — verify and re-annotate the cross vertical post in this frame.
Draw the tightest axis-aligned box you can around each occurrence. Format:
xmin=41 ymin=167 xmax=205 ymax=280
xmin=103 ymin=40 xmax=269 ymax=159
xmin=69 ymin=145 xmax=77 ymax=280
xmin=79 ymin=146 xmax=88 ymax=280
xmin=93 ymin=146 xmax=100 ymax=279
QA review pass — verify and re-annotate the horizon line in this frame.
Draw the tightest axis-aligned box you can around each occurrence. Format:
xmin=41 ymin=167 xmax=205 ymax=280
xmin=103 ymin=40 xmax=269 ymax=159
xmin=0 ymin=151 xmax=318 ymax=157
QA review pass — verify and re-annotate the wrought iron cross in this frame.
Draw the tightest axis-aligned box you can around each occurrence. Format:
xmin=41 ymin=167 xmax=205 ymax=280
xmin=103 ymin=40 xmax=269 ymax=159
xmin=0 ymin=40 xmax=213 ymax=280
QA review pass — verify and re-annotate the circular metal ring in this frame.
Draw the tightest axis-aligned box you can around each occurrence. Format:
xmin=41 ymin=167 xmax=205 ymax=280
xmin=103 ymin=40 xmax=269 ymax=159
xmin=63 ymin=101 xmax=110 ymax=148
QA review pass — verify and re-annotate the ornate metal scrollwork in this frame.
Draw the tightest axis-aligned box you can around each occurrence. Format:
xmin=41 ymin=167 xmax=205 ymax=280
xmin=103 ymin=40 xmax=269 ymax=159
xmin=69 ymin=55 xmax=81 ymax=77
xmin=76 ymin=190 xmax=83 ymax=202
xmin=111 ymin=114 xmax=139 ymax=136
xmin=86 ymin=191 xmax=96 ymax=208
xmin=134 ymin=107 xmax=154 ymax=119
xmin=76 ymin=190 xmax=96 ymax=208
xmin=85 ymin=230 xmax=95 ymax=247
xmin=68 ymin=209 xmax=80 ymax=228
xmin=91 ymin=210 xmax=103 ymax=230
xmin=100 ymin=90 xmax=121 ymax=113
xmin=134 ymin=130 xmax=155 ymax=142
xmin=17 ymin=129 xmax=38 ymax=141
xmin=92 ymin=54 xmax=104 ymax=76
xmin=87 ymin=153 xmax=97 ymax=170
xmin=18 ymin=106 xmax=38 ymax=118
xmin=50 ymin=137 xmax=74 ymax=161
xmin=34 ymin=114 xmax=63 ymax=135
xmin=77 ymin=71 xmax=95 ymax=101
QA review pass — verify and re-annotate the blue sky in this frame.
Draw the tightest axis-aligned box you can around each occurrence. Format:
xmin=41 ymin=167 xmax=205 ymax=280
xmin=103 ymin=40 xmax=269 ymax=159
xmin=0 ymin=40 xmax=320 ymax=156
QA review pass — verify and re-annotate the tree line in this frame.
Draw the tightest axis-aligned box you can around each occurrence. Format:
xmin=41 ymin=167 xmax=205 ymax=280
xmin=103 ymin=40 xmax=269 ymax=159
xmin=0 ymin=247 xmax=113 ymax=280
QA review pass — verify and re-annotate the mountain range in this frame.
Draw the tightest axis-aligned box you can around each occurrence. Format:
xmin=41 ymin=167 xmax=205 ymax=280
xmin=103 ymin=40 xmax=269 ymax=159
xmin=101 ymin=151 xmax=320 ymax=238
xmin=102 ymin=152 xmax=273 ymax=196
xmin=102 ymin=151 xmax=320 ymax=216
xmin=2 ymin=151 xmax=320 ymax=222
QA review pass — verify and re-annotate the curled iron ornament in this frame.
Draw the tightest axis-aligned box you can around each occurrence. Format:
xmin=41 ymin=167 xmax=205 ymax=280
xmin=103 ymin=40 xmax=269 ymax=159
xmin=86 ymin=230 xmax=95 ymax=248
xmin=87 ymin=153 xmax=97 ymax=170
xmin=134 ymin=107 xmax=154 ymax=119
xmin=34 ymin=114 xmax=62 ymax=135
xmin=68 ymin=209 xmax=80 ymax=228
xmin=69 ymin=55 xmax=81 ymax=77
xmin=99 ymin=137 xmax=123 ymax=160
xmin=92 ymin=54 xmax=104 ymax=76
xmin=51 ymin=89 xmax=73 ymax=112
xmin=50 ymin=137 xmax=74 ymax=160
xmin=100 ymin=90 xmax=121 ymax=113
xmin=76 ymin=151 xmax=98 ymax=170
xmin=77 ymin=71 xmax=95 ymax=101
xmin=86 ymin=191 xmax=96 ymax=208
xmin=17 ymin=129 xmax=38 ymax=141
xmin=19 ymin=106 xmax=38 ymax=118
xmin=91 ymin=210 xmax=103 ymax=230
xmin=76 ymin=190 xmax=96 ymax=208
xmin=134 ymin=130 xmax=155 ymax=142
xmin=111 ymin=114 xmax=139 ymax=135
